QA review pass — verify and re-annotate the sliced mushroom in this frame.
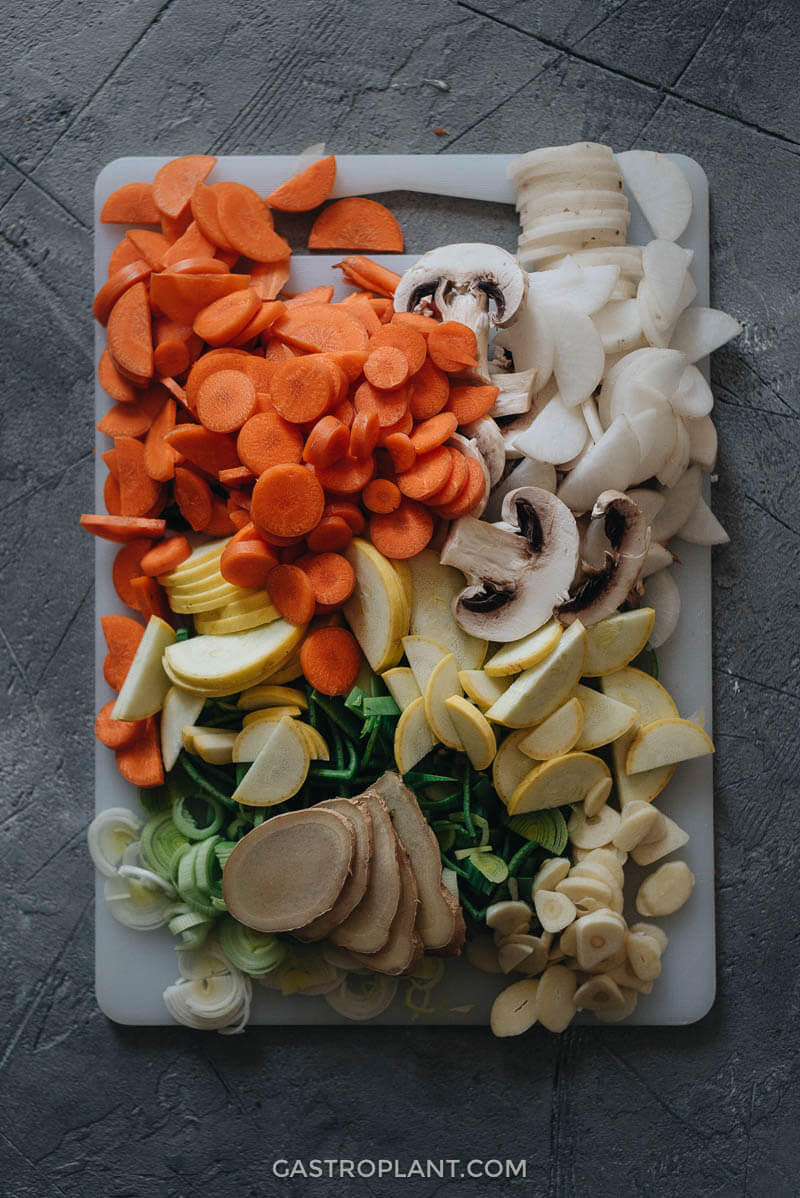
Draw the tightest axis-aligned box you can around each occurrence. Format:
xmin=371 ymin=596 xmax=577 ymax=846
xmin=441 ymin=486 xmax=579 ymax=641
xmin=394 ymin=243 xmax=528 ymax=382
xmin=461 ymin=417 xmax=506 ymax=486
xmin=488 ymin=367 xmax=538 ymax=417
xmin=555 ymin=490 xmax=649 ymax=627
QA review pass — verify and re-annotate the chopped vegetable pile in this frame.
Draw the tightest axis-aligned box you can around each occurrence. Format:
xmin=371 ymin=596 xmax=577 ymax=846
xmin=86 ymin=142 xmax=739 ymax=1035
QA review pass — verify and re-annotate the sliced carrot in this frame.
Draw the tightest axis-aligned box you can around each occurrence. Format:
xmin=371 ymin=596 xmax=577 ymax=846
xmin=313 ymin=454 xmax=375 ymax=496
xmin=407 ymin=357 xmax=450 ymax=420
xmin=284 ymin=285 xmax=334 ymax=309
xmin=236 ymin=411 xmax=304 ymax=475
xmin=396 ymin=445 xmax=452 ymax=500
xmin=161 ymin=220 xmax=216 ymax=268
xmin=196 ymin=369 xmax=257 ymax=433
xmin=428 ymin=447 xmax=468 ymax=507
xmin=185 ymin=350 xmax=249 ymax=409
xmin=193 ymin=288 xmax=261 ymax=346
xmin=369 ymin=498 xmax=435 ymax=560
xmin=263 ymin=337 xmax=297 ymax=363
xmin=159 ymin=376 xmax=191 ymax=412
xmin=363 ymin=478 xmax=402 ymax=515
xmin=340 ymin=294 xmax=382 ymax=336
xmin=150 ymin=271 xmax=250 ymax=325
xmin=190 ymin=182 xmax=234 ymax=250
xmin=98 ymin=348 xmax=139 ymax=405
xmin=300 ymin=626 xmax=362 ymax=695
xmin=447 ymin=383 xmax=500 ymax=425
xmin=271 ymin=357 xmax=334 ymax=424
xmin=219 ymin=539 xmax=277 ymax=589
xmin=205 ymin=496 xmax=237 ymax=536
xmin=306 ymin=515 xmax=352 ymax=553
xmin=215 ymin=181 xmax=291 ymax=262
xmin=93 ymin=259 xmax=151 ymax=326
xmin=96 ymin=390 xmax=160 ymax=439
xmin=153 ymin=317 xmax=192 ymax=377
xmin=160 ymin=209 xmax=192 ymax=243
xmin=163 ymin=424 xmax=240 ymax=475
xmin=218 ymin=465 xmax=256 ymax=487
xmin=228 ymin=507 xmax=251 ymax=530
xmin=152 ymin=155 xmax=216 ymax=220
xmin=230 ymin=300 xmax=286 ymax=346
xmin=323 ymin=501 xmax=365 ymax=535
xmin=377 ymin=409 xmax=414 ymax=444
xmin=130 ymin=575 xmax=173 ymax=623
xmin=331 ymin=398 xmax=355 ymax=427
xmin=140 ymin=536 xmax=191 ymax=577
xmin=104 ymin=472 xmax=121 ymax=516
xmin=328 ymin=349 xmax=369 ymax=382
xmin=228 ymin=490 xmax=252 ymax=515
xmin=302 ymin=415 xmax=349 ymax=468
xmin=169 ymin=257 xmax=229 ymax=275
xmin=410 ymin=411 xmax=458 ymax=454
xmin=94 ymin=700 xmax=145 ymax=750
xmin=349 ymin=410 xmax=380 ymax=460
xmin=108 ymin=238 xmax=142 ymax=277
xmin=383 ymin=431 xmax=416 ymax=473
xmin=239 ymin=354 xmax=277 ymax=393
xmin=363 ymin=345 xmax=409 ymax=392
xmin=371 ymin=298 xmax=394 ymax=322
xmin=101 ymin=182 xmax=161 ymax=225
xmin=251 ymin=464 xmax=325 ymax=539
xmin=430 ymin=455 xmax=486 ymax=517
xmin=265 ymin=564 xmax=316 ymax=625
xmin=314 ymin=356 xmax=348 ymax=405
xmin=427 ymin=321 xmax=479 ymax=373
xmin=267 ymin=155 xmax=336 ymax=211
xmin=308 ymin=198 xmax=403 ymax=252
xmin=273 ymin=303 xmax=369 ymax=354
xmin=125 ymin=228 xmax=170 ymax=271
xmin=107 ymin=282 xmax=153 ymax=383
xmin=115 ymin=716 xmax=164 ymax=788
xmin=249 ymin=259 xmax=291 ymax=300
xmin=114 ymin=436 xmax=163 ymax=516
xmin=101 ymin=614 xmax=145 ymax=690
xmin=112 ymin=539 xmax=153 ymax=609
xmin=174 ymin=466 xmax=213 ymax=531
xmin=297 ymin=552 xmax=355 ymax=607
xmin=335 ymin=255 xmax=401 ymax=298
xmin=392 ymin=311 xmax=441 ymax=338
xmin=353 ymin=379 xmax=408 ymax=428
xmin=368 ymin=323 xmax=427 ymax=375
xmin=81 ymin=514 xmax=167 ymax=543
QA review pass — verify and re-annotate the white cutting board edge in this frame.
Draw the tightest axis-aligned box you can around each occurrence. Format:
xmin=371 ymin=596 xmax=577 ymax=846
xmin=93 ymin=153 xmax=715 ymax=1028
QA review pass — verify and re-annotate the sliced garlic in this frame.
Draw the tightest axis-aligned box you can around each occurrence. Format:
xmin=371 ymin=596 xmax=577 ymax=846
xmin=466 ymin=936 xmax=503 ymax=974
xmin=535 ymin=964 xmax=578 ymax=1032
xmin=568 ymin=804 xmax=621 ymax=849
xmin=613 ymin=799 xmax=661 ymax=851
xmin=584 ymin=943 xmax=629 ymax=974
xmin=486 ymin=900 xmax=532 ymax=936
xmin=595 ymin=986 xmax=638 ymax=1022
xmin=490 ymin=978 xmax=540 ymax=1037
xmin=636 ymin=860 xmax=695 ymax=916
xmin=498 ymin=941 xmax=535 ymax=974
xmin=629 ymin=921 xmax=669 ymax=954
xmin=640 ymin=809 xmax=668 ymax=844
xmin=574 ymin=908 xmax=627 ymax=971
xmin=532 ymin=856 xmax=571 ymax=893
xmin=607 ymin=962 xmax=654 ymax=995
xmin=572 ymin=846 xmax=626 ymax=887
xmin=559 ymin=921 xmax=578 ymax=959
xmin=574 ymin=973 xmax=626 ymax=1012
xmin=584 ymin=775 xmax=613 ymax=817
xmin=534 ymin=889 xmax=577 ymax=933
xmin=556 ymin=874 xmax=614 ymax=913
xmin=626 ymin=930 xmax=663 ymax=981
xmin=506 ymin=933 xmax=550 ymax=977
xmin=631 ymin=815 xmax=689 ymax=865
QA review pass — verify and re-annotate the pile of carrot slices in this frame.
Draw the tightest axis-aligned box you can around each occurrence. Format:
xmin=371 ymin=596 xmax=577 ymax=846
xmin=84 ymin=153 xmax=497 ymax=741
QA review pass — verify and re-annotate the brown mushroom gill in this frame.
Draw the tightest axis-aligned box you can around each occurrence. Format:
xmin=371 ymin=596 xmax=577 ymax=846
xmin=556 ymin=490 xmax=649 ymax=627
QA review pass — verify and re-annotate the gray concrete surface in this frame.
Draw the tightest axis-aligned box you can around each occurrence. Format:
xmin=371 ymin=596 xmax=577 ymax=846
xmin=1 ymin=1 xmax=799 ymax=1195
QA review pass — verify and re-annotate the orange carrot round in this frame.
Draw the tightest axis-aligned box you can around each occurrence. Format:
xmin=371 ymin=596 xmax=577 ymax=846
xmin=101 ymin=614 xmax=145 ymax=690
xmin=427 ymin=321 xmax=479 ymax=373
xmin=220 ymin=539 xmax=278 ymax=589
xmin=129 ymin=575 xmax=173 ymax=623
xmin=163 ymin=424 xmax=240 ymax=474
xmin=251 ymin=464 xmax=325 ymax=538
xmin=249 ymin=258 xmax=291 ymax=300
xmin=107 ymin=281 xmax=154 ymax=383
xmin=391 ymin=311 xmax=441 ymax=338
xmin=323 ymin=501 xmax=365 ymax=535
xmin=96 ymin=401 xmax=154 ymax=440
xmin=396 ymin=446 xmax=452 ymax=500
xmin=215 ymin=181 xmax=291 ymax=262
xmin=196 ymin=369 xmax=257 ymax=433
xmin=306 ymin=515 xmax=353 ymax=553
xmin=377 ymin=409 xmax=414 ymax=444
xmin=336 ymin=256 xmax=402 ymax=298
xmin=115 ymin=436 xmax=163 ymax=516
xmin=231 ymin=300 xmax=286 ymax=346
xmin=410 ymin=411 xmax=458 ymax=454
xmin=169 ymin=257 xmax=229 ymax=276
xmin=349 ymin=410 xmax=380 ymax=460
xmin=368 ymin=324 xmax=427 ymax=374
xmin=363 ymin=345 xmax=410 ymax=392
xmin=101 ymin=182 xmax=161 ymax=225
xmin=353 ymin=380 xmax=409 ymax=428
xmin=81 ymin=514 xmax=167 ymax=543
xmin=153 ymin=155 xmax=216 ymax=220
xmin=193 ymin=288 xmax=261 ymax=346
xmin=104 ymin=472 xmax=121 ymax=516
xmin=143 ymin=396 xmax=179 ymax=482
xmin=267 ymin=155 xmax=337 ymax=212
xmin=331 ymin=398 xmax=355 ymax=428
xmin=93 ymin=260 xmax=151 ymax=327
xmin=428 ymin=447 xmax=468 ymax=506
xmin=270 ymin=356 xmax=334 ymax=424
xmin=139 ymin=536 xmax=192 ymax=577
xmin=98 ymin=349 xmax=139 ymax=404
xmin=186 ymin=350 xmax=249 ymax=409
xmin=94 ymin=700 xmax=145 ymax=749
xmin=368 ymin=498 xmax=435 ymax=560
xmin=115 ymin=716 xmax=164 ymax=788
xmin=308 ymin=198 xmax=403 ymax=252
xmin=235 ymin=411 xmax=303 ymax=475
xmin=447 ymin=383 xmax=500 ymax=425
xmin=363 ymin=478 xmax=402 ymax=514
xmin=300 ymin=626 xmax=362 ymax=695
xmin=153 ymin=319 xmax=191 ymax=378
xmin=112 ymin=539 xmax=153 ymax=609
xmin=297 ymin=552 xmax=356 ymax=607
xmin=273 ymin=303 xmax=369 ymax=354
xmin=108 ymin=239 xmax=142 ymax=277
xmin=265 ymin=564 xmax=316 ymax=625
xmin=190 ymin=182 xmax=234 ymax=250
xmin=430 ymin=455 xmax=487 ymax=517
xmin=383 ymin=432 xmax=416 ymax=473
xmin=407 ymin=357 xmax=450 ymax=420
xmin=303 ymin=416 xmax=350 ymax=468
xmin=174 ymin=466 xmax=214 ymax=531
xmin=313 ymin=454 xmax=375 ymax=496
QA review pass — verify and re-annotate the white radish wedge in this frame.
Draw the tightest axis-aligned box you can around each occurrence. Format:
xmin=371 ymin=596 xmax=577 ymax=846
xmin=593 ymin=298 xmax=644 ymax=355
xmin=651 ymin=465 xmax=703 ymax=542
xmin=514 ymin=393 xmax=589 ymax=465
xmin=655 ymin=420 xmax=691 ymax=488
xmin=626 ymin=716 xmax=714 ymax=774
xmin=686 ymin=414 xmax=718 ymax=470
xmin=626 ymin=487 xmax=665 ymax=524
xmin=546 ymin=303 xmax=605 ymax=407
xmin=582 ymin=609 xmax=655 ymax=677
xmin=484 ymin=620 xmax=563 ymax=677
xmin=676 ymin=496 xmax=729 ymax=545
xmin=557 ymin=416 xmax=639 ymax=513
xmin=233 ymin=716 xmax=310 ymax=806
xmin=616 ymin=150 xmax=693 ymax=241
xmin=112 ymin=616 xmax=176 ymax=721
xmin=670 ymin=307 xmax=742 ymax=363
xmin=394 ymin=695 xmax=437 ymax=774
xmin=629 ymin=401 xmax=679 ymax=483
xmin=672 ymin=364 xmax=714 ymax=418
xmin=503 ymin=300 xmax=554 ymax=385
xmin=423 ymin=654 xmax=464 ymax=750
xmin=444 ymin=696 xmax=497 ymax=770
xmin=641 ymin=543 xmax=674 ymax=577
xmin=519 ymin=696 xmax=583 ymax=759
xmin=643 ymin=240 xmax=694 ymax=322
xmin=642 ymin=569 xmax=681 ymax=648
xmin=529 ymin=260 xmax=620 ymax=315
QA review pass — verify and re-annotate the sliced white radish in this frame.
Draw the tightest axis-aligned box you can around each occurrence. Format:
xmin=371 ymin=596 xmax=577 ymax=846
xmin=670 ymin=307 xmax=742 ymax=363
xmin=609 ymin=377 xmax=672 ymax=425
xmin=651 ymin=465 xmax=703 ymax=542
xmin=672 ymin=365 xmax=714 ymax=418
xmin=483 ymin=457 xmax=556 ymax=522
xmin=548 ymin=245 xmax=643 ymax=278
xmin=676 ymin=496 xmax=729 ymax=545
xmin=593 ymin=299 xmax=643 ymax=355
xmin=641 ymin=543 xmax=674 ymax=577
xmin=514 ymin=394 xmax=589 ymax=465
xmin=503 ymin=299 xmax=554 ymax=384
xmin=556 ymin=416 xmax=639 ymax=513
xmin=609 ymin=277 xmax=637 ymax=300
xmin=87 ymin=808 xmax=143 ymax=878
xmin=581 ymin=397 xmax=605 ymax=443
xmin=642 ymin=568 xmax=681 ymax=647
xmin=529 ymin=260 xmax=620 ymax=315
xmin=643 ymin=240 xmax=694 ymax=322
xmin=685 ymin=413 xmax=718 ymax=469
xmin=655 ymin=418 xmax=690 ymax=488
xmin=626 ymin=487 xmax=665 ymax=524
xmin=599 ymin=347 xmax=686 ymax=426
xmin=509 ymin=142 xmax=616 ymax=181
xmin=616 ymin=150 xmax=693 ymax=241
xmin=629 ymin=402 xmax=679 ymax=483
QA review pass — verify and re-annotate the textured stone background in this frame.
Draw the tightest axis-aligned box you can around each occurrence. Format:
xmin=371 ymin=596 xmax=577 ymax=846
xmin=1 ymin=2 xmax=799 ymax=1195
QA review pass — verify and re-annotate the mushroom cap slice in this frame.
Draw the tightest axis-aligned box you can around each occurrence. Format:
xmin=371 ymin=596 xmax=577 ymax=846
xmin=440 ymin=486 xmax=579 ymax=642
xmin=329 ymin=792 xmax=402 ymax=954
xmin=293 ymin=799 xmax=374 ymax=942
xmin=222 ymin=809 xmax=355 ymax=933
xmin=394 ymin=242 xmax=528 ymax=328
xmin=556 ymin=489 xmax=650 ymax=627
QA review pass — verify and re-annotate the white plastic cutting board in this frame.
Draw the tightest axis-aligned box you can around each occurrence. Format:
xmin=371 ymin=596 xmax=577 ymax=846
xmin=94 ymin=153 xmax=715 ymax=1027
